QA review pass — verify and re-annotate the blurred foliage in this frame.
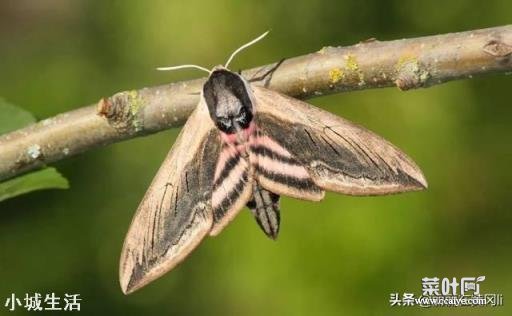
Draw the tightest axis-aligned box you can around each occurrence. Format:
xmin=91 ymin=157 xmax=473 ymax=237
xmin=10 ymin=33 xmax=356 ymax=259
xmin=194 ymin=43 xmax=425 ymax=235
xmin=0 ymin=99 xmax=69 ymax=202
xmin=0 ymin=0 xmax=511 ymax=315
xmin=0 ymin=167 xmax=69 ymax=203
xmin=0 ymin=98 xmax=34 ymax=134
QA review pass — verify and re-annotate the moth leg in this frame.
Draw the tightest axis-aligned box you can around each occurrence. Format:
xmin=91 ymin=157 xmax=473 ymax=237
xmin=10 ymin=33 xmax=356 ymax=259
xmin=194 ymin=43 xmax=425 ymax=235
xmin=247 ymin=58 xmax=285 ymax=87
xmin=247 ymin=182 xmax=281 ymax=239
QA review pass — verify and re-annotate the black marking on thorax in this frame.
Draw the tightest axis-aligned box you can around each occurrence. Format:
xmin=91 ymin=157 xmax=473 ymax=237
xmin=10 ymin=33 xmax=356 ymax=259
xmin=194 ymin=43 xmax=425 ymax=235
xmin=203 ymin=69 xmax=254 ymax=134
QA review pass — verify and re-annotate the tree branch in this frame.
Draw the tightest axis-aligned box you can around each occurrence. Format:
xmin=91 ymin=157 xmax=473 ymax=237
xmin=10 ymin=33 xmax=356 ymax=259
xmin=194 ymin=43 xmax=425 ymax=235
xmin=1 ymin=25 xmax=511 ymax=181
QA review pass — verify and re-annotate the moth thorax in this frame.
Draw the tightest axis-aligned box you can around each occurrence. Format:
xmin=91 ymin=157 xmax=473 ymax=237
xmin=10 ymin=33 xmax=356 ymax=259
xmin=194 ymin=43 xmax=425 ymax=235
xmin=215 ymin=91 xmax=244 ymax=118
xmin=203 ymin=69 xmax=254 ymax=134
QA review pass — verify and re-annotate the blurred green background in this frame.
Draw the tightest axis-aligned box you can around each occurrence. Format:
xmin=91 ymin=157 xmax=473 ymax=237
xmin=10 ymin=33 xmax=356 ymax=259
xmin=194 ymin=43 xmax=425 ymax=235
xmin=0 ymin=1 xmax=511 ymax=315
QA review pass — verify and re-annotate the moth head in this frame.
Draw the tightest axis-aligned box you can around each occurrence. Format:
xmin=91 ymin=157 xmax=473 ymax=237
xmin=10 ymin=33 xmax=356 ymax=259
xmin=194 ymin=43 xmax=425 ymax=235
xmin=203 ymin=69 xmax=253 ymax=134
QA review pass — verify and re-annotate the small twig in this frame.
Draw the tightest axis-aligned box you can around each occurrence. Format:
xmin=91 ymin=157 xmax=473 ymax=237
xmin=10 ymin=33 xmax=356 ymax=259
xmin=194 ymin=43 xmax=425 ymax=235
xmin=1 ymin=25 xmax=511 ymax=181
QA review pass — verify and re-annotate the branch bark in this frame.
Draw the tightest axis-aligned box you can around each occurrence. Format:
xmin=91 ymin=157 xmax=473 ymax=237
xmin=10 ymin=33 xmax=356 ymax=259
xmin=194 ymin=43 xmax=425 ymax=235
xmin=1 ymin=25 xmax=511 ymax=181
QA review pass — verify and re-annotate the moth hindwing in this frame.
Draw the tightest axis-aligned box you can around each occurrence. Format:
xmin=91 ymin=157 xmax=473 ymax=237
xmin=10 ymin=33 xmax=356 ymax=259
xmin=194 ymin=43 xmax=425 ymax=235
xmin=119 ymin=66 xmax=427 ymax=294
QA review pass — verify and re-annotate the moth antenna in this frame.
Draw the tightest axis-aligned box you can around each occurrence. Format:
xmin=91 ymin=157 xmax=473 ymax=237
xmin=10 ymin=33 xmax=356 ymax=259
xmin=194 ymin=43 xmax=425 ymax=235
xmin=224 ymin=31 xmax=269 ymax=69
xmin=156 ymin=64 xmax=211 ymax=74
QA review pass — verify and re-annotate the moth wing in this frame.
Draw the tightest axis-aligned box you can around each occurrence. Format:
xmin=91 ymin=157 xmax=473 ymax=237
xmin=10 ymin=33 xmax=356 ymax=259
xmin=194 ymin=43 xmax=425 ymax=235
xmin=119 ymin=101 xmax=220 ymax=294
xmin=252 ymin=86 xmax=427 ymax=195
xmin=249 ymin=129 xmax=325 ymax=201
xmin=209 ymin=141 xmax=253 ymax=236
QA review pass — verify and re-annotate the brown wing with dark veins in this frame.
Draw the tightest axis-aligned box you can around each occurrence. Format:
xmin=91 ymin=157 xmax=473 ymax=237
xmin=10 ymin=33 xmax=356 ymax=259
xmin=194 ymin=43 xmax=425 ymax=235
xmin=252 ymin=86 xmax=427 ymax=195
xmin=119 ymin=101 xmax=221 ymax=294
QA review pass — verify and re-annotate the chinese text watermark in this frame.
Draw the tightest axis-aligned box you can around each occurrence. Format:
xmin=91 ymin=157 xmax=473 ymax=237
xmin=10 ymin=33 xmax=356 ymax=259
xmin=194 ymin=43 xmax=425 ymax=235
xmin=4 ymin=293 xmax=81 ymax=312
xmin=390 ymin=276 xmax=503 ymax=308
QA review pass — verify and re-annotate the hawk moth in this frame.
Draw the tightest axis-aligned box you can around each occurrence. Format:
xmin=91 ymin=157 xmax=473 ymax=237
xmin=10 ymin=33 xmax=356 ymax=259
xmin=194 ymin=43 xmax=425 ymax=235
xmin=119 ymin=33 xmax=427 ymax=294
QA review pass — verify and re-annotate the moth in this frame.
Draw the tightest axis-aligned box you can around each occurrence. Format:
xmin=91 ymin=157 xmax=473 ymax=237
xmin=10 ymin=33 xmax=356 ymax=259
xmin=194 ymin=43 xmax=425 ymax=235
xmin=119 ymin=32 xmax=427 ymax=294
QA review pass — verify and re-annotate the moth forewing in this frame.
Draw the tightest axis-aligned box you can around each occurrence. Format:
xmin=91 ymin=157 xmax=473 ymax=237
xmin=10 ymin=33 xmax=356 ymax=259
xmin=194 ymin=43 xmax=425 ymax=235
xmin=251 ymin=85 xmax=427 ymax=195
xmin=209 ymin=181 xmax=253 ymax=236
xmin=119 ymin=100 xmax=220 ymax=294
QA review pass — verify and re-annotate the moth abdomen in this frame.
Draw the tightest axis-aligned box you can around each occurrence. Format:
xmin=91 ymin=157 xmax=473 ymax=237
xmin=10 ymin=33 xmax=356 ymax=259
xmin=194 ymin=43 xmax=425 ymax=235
xmin=247 ymin=183 xmax=281 ymax=239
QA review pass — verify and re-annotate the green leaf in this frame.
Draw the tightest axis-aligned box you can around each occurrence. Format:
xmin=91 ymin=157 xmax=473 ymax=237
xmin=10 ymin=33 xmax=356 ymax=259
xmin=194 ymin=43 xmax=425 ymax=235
xmin=0 ymin=168 xmax=69 ymax=202
xmin=0 ymin=98 xmax=70 ymax=202
xmin=0 ymin=97 xmax=36 ymax=134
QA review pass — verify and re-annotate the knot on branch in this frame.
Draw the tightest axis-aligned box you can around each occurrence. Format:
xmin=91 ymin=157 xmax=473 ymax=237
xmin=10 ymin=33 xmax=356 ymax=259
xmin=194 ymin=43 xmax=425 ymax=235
xmin=8 ymin=144 xmax=46 ymax=178
xmin=483 ymin=40 xmax=512 ymax=58
xmin=97 ymin=91 xmax=145 ymax=134
xmin=394 ymin=56 xmax=431 ymax=91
